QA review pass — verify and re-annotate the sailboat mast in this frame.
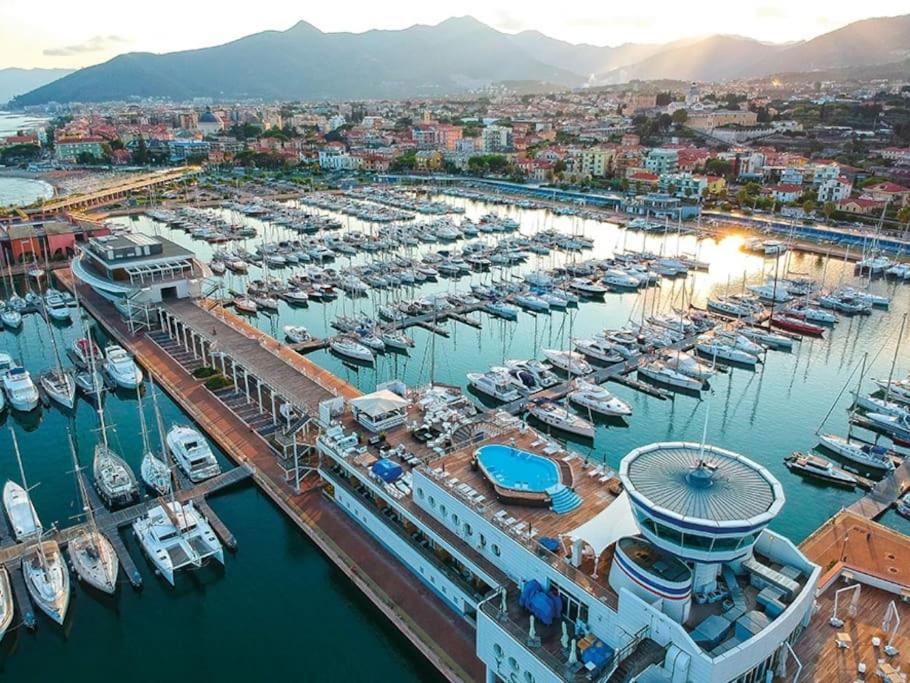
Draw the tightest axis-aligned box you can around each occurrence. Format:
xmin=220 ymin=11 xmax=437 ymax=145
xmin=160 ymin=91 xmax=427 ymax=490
xmin=884 ymin=313 xmax=907 ymax=404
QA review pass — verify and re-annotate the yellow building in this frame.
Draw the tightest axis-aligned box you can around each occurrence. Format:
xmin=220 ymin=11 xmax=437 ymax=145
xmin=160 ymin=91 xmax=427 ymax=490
xmin=705 ymin=175 xmax=727 ymax=195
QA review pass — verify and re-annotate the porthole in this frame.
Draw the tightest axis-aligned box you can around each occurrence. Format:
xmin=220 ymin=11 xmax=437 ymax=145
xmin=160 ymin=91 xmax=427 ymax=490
xmin=524 ymin=672 xmax=535 ymax=683
xmin=508 ymin=656 xmax=519 ymax=671
xmin=493 ymin=544 xmax=501 ymax=557
xmin=493 ymin=643 xmax=504 ymax=658
xmin=428 ymin=496 xmax=435 ymax=508
xmin=417 ymin=488 xmax=424 ymax=499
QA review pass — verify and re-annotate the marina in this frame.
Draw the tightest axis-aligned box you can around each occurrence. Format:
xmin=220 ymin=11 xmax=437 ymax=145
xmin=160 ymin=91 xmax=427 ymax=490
xmin=0 ymin=184 xmax=909 ymax=680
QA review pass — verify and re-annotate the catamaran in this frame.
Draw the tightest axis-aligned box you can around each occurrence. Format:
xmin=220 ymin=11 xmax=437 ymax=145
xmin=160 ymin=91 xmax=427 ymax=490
xmin=133 ymin=501 xmax=224 ymax=585
xmin=166 ymin=425 xmax=221 ymax=483
xmin=568 ymin=379 xmax=632 ymax=418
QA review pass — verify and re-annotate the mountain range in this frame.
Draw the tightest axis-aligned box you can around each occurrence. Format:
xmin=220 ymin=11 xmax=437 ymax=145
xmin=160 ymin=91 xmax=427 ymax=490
xmin=9 ymin=14 xmax=910 ymax=106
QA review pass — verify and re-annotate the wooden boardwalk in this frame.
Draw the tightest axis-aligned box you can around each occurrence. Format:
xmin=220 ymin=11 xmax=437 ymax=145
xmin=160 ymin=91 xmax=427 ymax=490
xmin=846 ymin=459 xmax=910 ymax=519
xmin=54 ymin=270 xmax=482 ymax=683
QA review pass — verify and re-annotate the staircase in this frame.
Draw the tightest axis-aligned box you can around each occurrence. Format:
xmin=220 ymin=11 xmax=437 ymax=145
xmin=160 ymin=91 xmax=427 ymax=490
xmin=606 ymin=638 xmax=666 ymax=683
xmin=722 ymin=565 xmax=747 ymax=618
xmin=549 ymin=485 xmax=582 ymax=514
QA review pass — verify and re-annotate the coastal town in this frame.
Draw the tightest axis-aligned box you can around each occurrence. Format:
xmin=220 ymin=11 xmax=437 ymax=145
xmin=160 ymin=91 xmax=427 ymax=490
xmin=0 ymin=9 xmax=910 ymax=683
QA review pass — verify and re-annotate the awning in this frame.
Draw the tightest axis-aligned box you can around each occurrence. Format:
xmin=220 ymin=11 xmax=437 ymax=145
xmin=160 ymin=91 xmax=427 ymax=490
xmin=567 ymin=491 xmax=639 ymax=557
xmin=349 ymin=389 xmax=409 ymax=418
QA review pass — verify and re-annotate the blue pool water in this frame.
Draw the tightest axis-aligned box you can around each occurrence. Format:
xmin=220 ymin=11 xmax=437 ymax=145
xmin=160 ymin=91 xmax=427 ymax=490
xmin=476 ymin=444 xmax=561 ymax=492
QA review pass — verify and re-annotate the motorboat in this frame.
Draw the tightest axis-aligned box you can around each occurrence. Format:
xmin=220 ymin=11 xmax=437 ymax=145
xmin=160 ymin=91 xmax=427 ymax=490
xmin=132 ymin=501 xmax=224 ymax=585
xmin=103 ymin=345 xmax=143 ymax=389
xmin=785 ymin=452 xmax=857 ymax=488
xmin=44 ymin=293 xmax=71 ymax=322
xmin=281 ymin=289 xmax=310 ymax=306
xmin=569 ymin=380 xmax=632 ymax=418
xmin=75 ymin=369 xmax=104 ymax=400
xmin=770 ymin=316 xmax=825 ymax=337
xmin=696 ymin=339 xmax=760 ymax=367
xmin=898 ymin=493 xmax=910 ymax=519
xmin=527 ymin=401 xmax=594 ymax=438
xmin=505 ymin=359 xmax=560 ymax=390
xmin=638 ymin=360 xmax=704 ymax=392
xmin=330 ymin=337 xmax=374 ymax=364
xmin=467 ymin=369 xmax=522 ymax=403
xmin=93 ymin=441 xmax=140 ymax=508
xmin=283 ymin=325 xmax=311 ymax=344
xmin=0 ymin=356 xmax=39 ymax=411
xmin=380 ymin=329 xmax=415 ymax=351
xmin=602 ymin=269 xmax=640 ymax=290
xmin=574 ymin=337 xmax=624 ymax=364
xmin=0 ymin=568 xmax=12 ymax=641
xmin=748 ymin=284 xmax=791 ymax=303
xmin=71 ymin=338 xmax=103 ymax=367
xmin=233 ymin=296 xmax=258 ymax=314
xmin=515 ymin=293 xmax=551 ymax=312
xmin=568 ymin=278 xmax=608 ymax=298
xmin=0 ymin=307 xmax=22 ymax=330
xmin=542 ymin=349 xmax=592 ymax=376
xmin=3 ymin=481 xmax=41 ymax=542
xmin=713 ymin=331 xmax=765 ymax=356
xmin=167 ymin=425 xmax=222 ymax=483
xmin=22 ymin=541 xmax=70 ymax=624
xmin=817 ymin=433 xmax=895 ymax=472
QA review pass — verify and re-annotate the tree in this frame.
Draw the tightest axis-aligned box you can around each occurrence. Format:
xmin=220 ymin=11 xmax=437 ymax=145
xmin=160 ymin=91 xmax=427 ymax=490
xmin=705 ymin=159 xmax=732 ymax=178
xmin=897 ymin=207 xmax=910 ymax=234
xmin=802 ymin=199 xmax=816 ymax=214
xmin=134 ymin=136 xmax=149 ymax=165
xmin=671 ymin=110 xmax=688 ymax=125
xmin=823 ymin=201 xmax=837 ymax=221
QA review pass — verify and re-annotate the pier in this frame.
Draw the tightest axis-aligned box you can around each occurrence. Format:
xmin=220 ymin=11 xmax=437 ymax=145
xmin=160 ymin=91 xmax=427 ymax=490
xmin=846 ymin=459 xmax=910 ymax=520
xmin=54 ymin=269 xmax=483 ymax=682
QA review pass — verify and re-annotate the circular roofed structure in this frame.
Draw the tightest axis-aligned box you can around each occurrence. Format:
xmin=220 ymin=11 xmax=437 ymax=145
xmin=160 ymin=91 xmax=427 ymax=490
xmin=619 ymin=442 xmax=784 ymax=563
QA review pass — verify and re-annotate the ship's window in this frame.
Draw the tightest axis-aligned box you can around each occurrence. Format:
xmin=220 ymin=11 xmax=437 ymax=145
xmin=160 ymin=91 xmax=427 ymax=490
xmin=492 ymin=544 xmax=501 ymax=557
xmin=737 ymin=532 xmax=759 ymax=549
xmin=493 ymin=643 xmax=504 ymax=659
xmin=417 ymin=487 xmax=424 ymax=499
xmin=439 ymin=505 xmax=447 ymax=518
xmin=508 ymin=657 xmax=519 ymax=671
xmin=452 ymin=513 xmax=459 ymax=526
xmin=524 ymin=672 xmax=535 ymax=683
xmin=682 ymin=532 xmax=714 ymax=550
xmin=653 ymin=521 xmax=683 ymax=546
xmin=479 ymin=533 xmax=487 ymax=548
xmin=428 ymin=496 xmax=436 ymax=508
xmin=464 ymin=523 xmax=473 ymax=537
xmin=713 ymin=535 xmax=742 ymax=551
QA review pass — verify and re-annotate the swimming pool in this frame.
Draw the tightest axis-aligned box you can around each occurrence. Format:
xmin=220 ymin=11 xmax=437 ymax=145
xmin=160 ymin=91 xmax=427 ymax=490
xmin=475 ymin=444 xmax=561 ymax=493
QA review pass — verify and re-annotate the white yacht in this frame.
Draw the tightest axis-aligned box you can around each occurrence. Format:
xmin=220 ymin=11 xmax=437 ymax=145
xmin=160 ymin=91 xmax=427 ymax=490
xmin=68 ymin=527 xmax=119 ymax=594
xmin=514 ymin=293 xmax=550 ymax=312
xmin=330 ymin=337 xmax=375 ymax=364
xmin=0 ymin=356 xmax=39 ymax=412
xmin=661 ymin=350 xmax=716 ymax=382
xmin=863 ymin=412 xmax=910 ymax=441
xmin=0 ymin=307 xmax=21 ymax=330
xmin=706 ymin=295 xmax=763 ymax=319
xmin=872 ymin=377 xmax=910 ymax=404
xmin=103 ymin=345 xmax=143 ymax=389
xmin=467 ymin=370 xmax=522 ymax=403
xmin=141 ymin=382 xmax=171 ymax=496
xmin=568 ymin=278 xmax=608 ymax=297
xmin=638 ymin=360 xmax=704 ymax=392
xmin=739 ymin=327 xmax=795 ymax=351
xmin=133 ymin=501 xmax=224 ymax=585
xmin=543 ymin=349 xmax=593 ymax=376
xmin=569 ymin=379 xmax=632 ymax=418
xmin=505 ymin=359 xmax=560 ymax=390
xmin=44 ymin=293 xmax=71 ymax=322
xmin=817 ymin=433 xmax=895 ymax=473
xmin=714 ymin=331 xmax=766 ymax=356
xmin=283 ymin=325 xmax=311 ymax=344
xmin=22 ymin=541 xmax=70 ymax=625
xmin=527 ymin=401 xmax=595 ymax=438
xmin=852 ymin=391 xmax=910 ymax=418
xmin=0 ymin=568 xmax=13 ymax=641
xmin=167 ymin=425 xmax=221 ymax=483
xmin=696 ymin=339 xmax=760 ymax=367
xmin=574 ymin=337 xmax=625 ymax=364
xmin=483 ymin=301 xmax=519 ymax=320
xmin=748 ymin=283 xmax=791 ymax=303
xmin=602 ymin=269 xmax=640 ymax=290
xmin=3 ymin=481 xmax=40 ymax=542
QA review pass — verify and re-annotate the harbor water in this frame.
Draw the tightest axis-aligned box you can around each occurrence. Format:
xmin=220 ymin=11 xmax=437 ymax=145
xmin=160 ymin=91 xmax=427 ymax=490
xmin=0 ymin=191 xmax=907 ymax=678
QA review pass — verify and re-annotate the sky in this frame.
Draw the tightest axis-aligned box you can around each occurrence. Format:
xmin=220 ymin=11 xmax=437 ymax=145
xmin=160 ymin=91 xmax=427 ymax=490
xmin=1 ymin=1 xmax=907 ymax=69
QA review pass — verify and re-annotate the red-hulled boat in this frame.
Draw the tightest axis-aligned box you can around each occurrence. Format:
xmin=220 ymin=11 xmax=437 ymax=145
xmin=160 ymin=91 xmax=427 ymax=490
xmin=71 ymin=337 xmax=103 ymax=367
xmin=770 ymin=315 xmax=825 ymax=337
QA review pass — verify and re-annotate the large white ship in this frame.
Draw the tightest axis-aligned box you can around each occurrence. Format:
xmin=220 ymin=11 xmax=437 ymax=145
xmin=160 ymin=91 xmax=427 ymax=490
xmin=315 ymin=385 xmax=820 ymax=683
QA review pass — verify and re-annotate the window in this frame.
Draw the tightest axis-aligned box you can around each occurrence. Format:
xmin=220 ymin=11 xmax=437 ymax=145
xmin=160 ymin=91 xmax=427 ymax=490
xmin=428 ymin=496 xmax=436 ymax=509
xmin=508 ymin=657 xmax=519 ymax=671
xmin=682 ymin=532 xmax=714 ymax=550
xmin=479 ymin=534 xmax=487 ymax=548
xmin=439 ymin=505 xmax=447 ymax=518
xmin=493 ymin=643 xmax=504 ymax=659
xmin=452 ymin=513 xmax=459 ymax=526
xmin=713 ymin=535 xmax=743 ymax=551
xmin=492 ymin=544 xmax=501 ymax=557
xmin=464 ymin=523 xmax=473 ymax=537
xmin=524 ymin=672 xmax=535 ymax=683
xmin=417 ymin=488 xmax=424 ymax=499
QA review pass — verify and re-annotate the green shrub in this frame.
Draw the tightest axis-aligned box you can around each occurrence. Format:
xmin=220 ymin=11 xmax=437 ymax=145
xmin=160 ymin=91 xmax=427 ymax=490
xmin=193 ymin=366 xmax=218 ymax=378
xmin=204 ymin=374 xmax=232 ymax=391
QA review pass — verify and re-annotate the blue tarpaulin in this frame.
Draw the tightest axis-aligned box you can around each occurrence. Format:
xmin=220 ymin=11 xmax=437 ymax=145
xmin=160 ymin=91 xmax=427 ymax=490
xmin=372 ymin=459 xmax=403 ymax=483
xmin=519 ymin=579 xmax=564 ymax=626
xmin=538 ymin=537 xmax=561 ymax=552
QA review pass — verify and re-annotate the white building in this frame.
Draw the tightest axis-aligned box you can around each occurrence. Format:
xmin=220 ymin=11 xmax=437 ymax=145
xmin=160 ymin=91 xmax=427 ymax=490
xmin=318 ymin=147 xmax=362 ymax=171
xmin=817 ymin=176 xmax=853 ymax=203
xmin=482 ymin=125 xmax=514 ymax=153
